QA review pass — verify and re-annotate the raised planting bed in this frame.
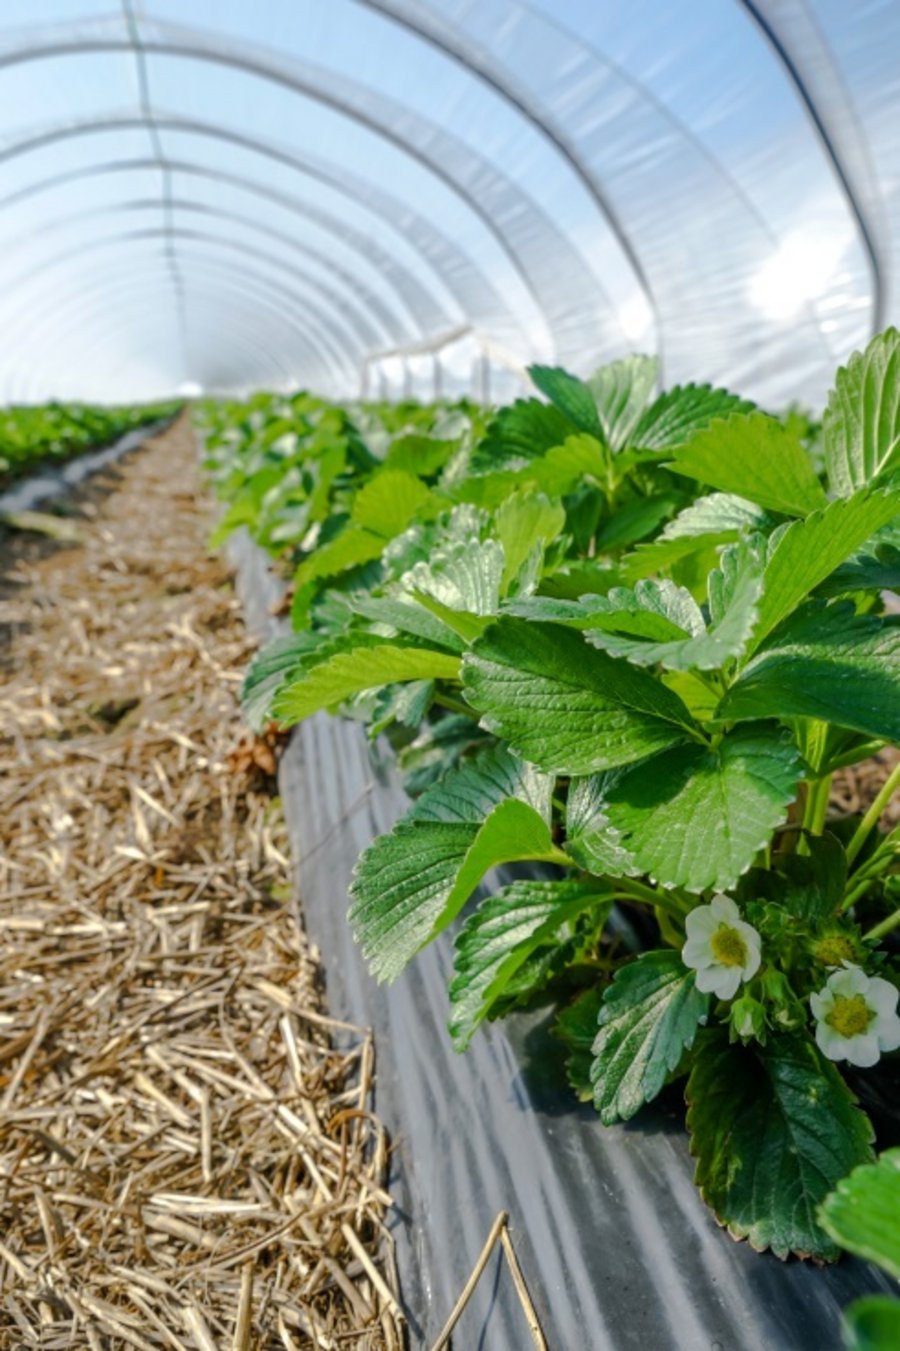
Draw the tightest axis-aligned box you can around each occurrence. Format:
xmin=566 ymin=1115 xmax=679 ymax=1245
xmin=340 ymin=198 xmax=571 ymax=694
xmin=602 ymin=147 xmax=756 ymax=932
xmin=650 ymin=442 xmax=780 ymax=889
xmin=0 ymin=414 xmax=178 ymax=520
xmin=230 ymin=527 xmax=897 ymax=1351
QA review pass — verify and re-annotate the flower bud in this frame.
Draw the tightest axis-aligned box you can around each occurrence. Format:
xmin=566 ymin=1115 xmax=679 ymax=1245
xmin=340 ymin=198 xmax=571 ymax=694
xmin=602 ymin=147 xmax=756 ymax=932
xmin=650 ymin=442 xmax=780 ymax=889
xmin=760 ymin=969 xmax=805 ymax=1029
xmin=729 ymin=994 xmax=766 ymax=1044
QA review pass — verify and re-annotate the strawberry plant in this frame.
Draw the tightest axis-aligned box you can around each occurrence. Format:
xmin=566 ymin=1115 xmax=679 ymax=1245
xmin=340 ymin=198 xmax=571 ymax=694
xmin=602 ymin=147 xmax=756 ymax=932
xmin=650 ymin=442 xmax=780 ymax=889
xmin=0 ymin=400 xmax=178 ymax=485
xmin=820 ymin=1151 xmax=900 ymax=1348
xmin=204 ymin=329 xmax=900 ymax=1262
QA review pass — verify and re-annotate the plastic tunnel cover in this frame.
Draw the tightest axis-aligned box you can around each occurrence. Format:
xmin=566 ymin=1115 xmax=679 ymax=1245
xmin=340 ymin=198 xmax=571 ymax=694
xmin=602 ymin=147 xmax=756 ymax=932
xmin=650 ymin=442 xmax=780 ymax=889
xmin=0 ymin=0 xmax=897 ymax=403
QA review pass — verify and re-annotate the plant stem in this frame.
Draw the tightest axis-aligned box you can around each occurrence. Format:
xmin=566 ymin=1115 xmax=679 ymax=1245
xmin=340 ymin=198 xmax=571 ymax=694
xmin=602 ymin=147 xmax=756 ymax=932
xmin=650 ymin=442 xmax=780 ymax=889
xmin=802 ymin=773 xmax=832 ymax=836
xmin=864 ymin=908 xmax=900 ymax=943
xmin=433 ymin=692 xmax=475 ymax=719
xmin=614 ymin=878 xmax=690 ymax=919
xmin=841 ymin=874 xmax=876 ymax=912
xmin=846 ymin=760 xmax=900 ymax=866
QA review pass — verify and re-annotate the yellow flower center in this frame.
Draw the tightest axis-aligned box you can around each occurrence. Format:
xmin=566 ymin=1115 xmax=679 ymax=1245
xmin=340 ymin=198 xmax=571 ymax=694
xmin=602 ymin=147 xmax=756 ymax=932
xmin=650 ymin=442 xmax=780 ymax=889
xmin=709 ymin=924 xmax=748 ymax=968
xmin=826 ymin=994 xmax=873 ymax=1039
xmin=815 ymin=935 xmax=856 ymax=967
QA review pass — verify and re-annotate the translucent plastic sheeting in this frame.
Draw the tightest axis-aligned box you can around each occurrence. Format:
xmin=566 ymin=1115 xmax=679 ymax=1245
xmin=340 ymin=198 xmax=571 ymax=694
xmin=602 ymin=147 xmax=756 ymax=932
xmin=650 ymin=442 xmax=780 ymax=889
xmin=0 ymin=1 xmax=897 ymax=406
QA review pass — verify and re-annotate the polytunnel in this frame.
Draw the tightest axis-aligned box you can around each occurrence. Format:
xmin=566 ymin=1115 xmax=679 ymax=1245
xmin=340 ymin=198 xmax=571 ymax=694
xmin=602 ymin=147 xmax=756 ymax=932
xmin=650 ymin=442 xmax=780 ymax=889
xmin=3 ymin=4 xmax=900 ymax=1350
xmin=0 ymin=0 xmax=896 ymax=405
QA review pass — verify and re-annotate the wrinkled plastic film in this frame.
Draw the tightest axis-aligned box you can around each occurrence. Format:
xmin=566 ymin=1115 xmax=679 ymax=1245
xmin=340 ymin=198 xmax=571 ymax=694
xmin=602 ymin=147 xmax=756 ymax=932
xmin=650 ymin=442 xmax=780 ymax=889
xmin=0 ymin=1 xmax=895 ymax=405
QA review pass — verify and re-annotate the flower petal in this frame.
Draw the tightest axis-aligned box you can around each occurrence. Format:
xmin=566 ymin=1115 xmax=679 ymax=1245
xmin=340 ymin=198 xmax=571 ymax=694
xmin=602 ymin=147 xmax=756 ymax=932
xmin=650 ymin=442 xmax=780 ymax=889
xmin=694 ymin=964 xmax=726 ymax=995
xmin=682 ymin=936 xmax=712 ymax=969
xmin=738 ymin=930 xmax=762 ymax=981
xmin=685 ymin=905 xmax=719 ymax=939
xmin=721 ymin=966 xmax=744 ymax=1000
xmin=830 ymin=964 xmax=869 ymax=998
xmin=866 ymin=976 xmax=899 ymax=1018
xmin=875 ymin=1011 xmax=900 ymax=1054
xmin=844 ymin=1033 xmax=881 ymax=1069
xmin=810 ymin=991 xmax=832 ymax=1021
xmin=710 ymin=894 xmax=741 ymax=925
xmin=815 ymin=1021 xmax=850 ymax=1062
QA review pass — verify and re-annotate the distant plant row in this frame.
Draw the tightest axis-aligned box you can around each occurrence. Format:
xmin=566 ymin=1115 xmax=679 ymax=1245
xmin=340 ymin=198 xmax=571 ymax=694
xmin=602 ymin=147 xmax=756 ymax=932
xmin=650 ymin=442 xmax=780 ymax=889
xmin=0 ymin=400 xmax=179 ymax=485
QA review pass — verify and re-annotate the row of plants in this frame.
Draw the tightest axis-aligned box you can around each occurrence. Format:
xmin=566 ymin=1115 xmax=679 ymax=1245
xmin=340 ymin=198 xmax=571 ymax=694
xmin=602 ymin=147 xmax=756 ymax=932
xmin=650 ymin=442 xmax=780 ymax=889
xmin=200 ymin=332 xmax=900 ymax=1280
xmin=0 ymin=400 xmax=179 ymax=486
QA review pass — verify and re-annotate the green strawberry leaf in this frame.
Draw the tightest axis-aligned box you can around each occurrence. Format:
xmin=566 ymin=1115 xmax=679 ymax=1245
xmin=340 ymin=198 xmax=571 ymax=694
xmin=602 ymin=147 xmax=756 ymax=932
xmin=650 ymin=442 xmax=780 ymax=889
xmin=554 ymin=986 xmax=605 ymax=1102
xmin=632 ymin=383 xmax=754 ymax=450
xmin=687 ymin=1031 xmax=875 ymax=1260
xmin=591 ymin=951 xmax=709 ymax=1124
xmin=348 ymin=594 xmax=468 ymax=653
xmin=494 ymin=489 xmax=565 ymax=593
xmin=619 ymin=492 xmax=773 ymax=582
xmin=841 ymin=1297 xmax=900 ymax=1351
xmin=349 ymin=747 xmax=557 ymax=981
xmin=749 ymin=486 xmax=900 ymax=651
xmin=597 ymin=727 xmax=802 ymax=892
xmin=593 ymin=491 xmax=684 ymax=552
xmin=410 ymin=591 xmax=493 ymax=643
xmin=528 ymin=433 xmax=608 ymax=495
xmin=463 ymin=618 xmax=696 ymax=775
xmin=584 ymin=544 xmax=764 ymax=671
xmin=587 ymin=355 xmax=659 ymax=451
xmin=350 ymin=468 xmax=436 ymax=536
xmin=294 ymin=525 xmax=386 ymax=587
xmin=272 ymin=642 xmax=460 ymax=724
xmin=471 ymin=399 xmax=574 ymax=473
xmin=529 ymin=364 xmax=603 ymax=438
xmin=370 ymin=679 xmax=435 ymax=735
xmin=667 ymin=411 xmax=827 ymax=517
xmin=453 ymin=433 xmax=606 ymax=507
xmin=405 ymin=538 xmax=505 ymax=617
xmin=241 ymin=632 xmax=321 ymax=730
xmin=718 ymin=604 xmax=900 ymax=742
xmin=383 ymin=433 xmax=459 ymax=476
xmin=824 ymin=329 xmax=900 ymax=495
xmin=816 ymin=544 xmax=900 ymax=598
xmin=564 ymin=772 xmax=640 ymax=876
xmin=449 ymin=880 xmax=609 ymax=1049
xmin=740 ymin=832 xmax=847 ymax=922
xmin=819 ymin=1148 xmax=900 ymax=1279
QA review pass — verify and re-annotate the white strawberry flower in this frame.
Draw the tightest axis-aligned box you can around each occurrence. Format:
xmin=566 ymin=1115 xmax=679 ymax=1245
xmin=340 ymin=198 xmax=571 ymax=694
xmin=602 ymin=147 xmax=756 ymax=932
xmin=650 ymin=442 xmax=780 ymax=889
xmin=810 ymin=964 xmax=900 ymax=1068
xmin=681 ymin=893 xmax=762 ymax=1000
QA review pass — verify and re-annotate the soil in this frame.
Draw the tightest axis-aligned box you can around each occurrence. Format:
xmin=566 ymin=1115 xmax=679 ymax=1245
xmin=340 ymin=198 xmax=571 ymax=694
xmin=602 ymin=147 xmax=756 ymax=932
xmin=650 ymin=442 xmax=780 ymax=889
xmin=0 ymin=418 xmax=403 ymax=1348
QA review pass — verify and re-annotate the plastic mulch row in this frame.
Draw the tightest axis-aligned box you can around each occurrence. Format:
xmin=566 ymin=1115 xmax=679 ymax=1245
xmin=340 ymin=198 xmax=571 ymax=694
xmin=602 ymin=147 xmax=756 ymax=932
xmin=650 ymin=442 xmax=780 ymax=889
xmin=229 ymin=528 xmax=895 ymax=1351
xmin=0 ymin=418 xmax=176 ymax=518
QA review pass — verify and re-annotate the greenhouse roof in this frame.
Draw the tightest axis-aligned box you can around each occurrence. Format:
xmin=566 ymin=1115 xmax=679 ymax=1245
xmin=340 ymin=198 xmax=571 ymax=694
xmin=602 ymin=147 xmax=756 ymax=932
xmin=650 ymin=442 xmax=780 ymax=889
xmin=0 ymin=0 xmax=897 ymax=405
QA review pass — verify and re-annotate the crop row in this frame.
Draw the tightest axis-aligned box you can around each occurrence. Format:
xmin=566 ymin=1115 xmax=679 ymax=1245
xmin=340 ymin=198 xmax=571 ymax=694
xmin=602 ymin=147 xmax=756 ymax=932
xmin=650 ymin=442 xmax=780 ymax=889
xmin=200 ymin=334 xmax=900 ymax=1327
xmin=0 ymin=400 xmax=179 ymax=485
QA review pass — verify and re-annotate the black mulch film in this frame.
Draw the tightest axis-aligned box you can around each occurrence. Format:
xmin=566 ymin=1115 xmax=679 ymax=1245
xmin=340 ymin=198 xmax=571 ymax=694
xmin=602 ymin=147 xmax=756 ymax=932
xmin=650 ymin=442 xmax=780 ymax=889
xmin=230 ymin=528 xmax=896 ymax=1351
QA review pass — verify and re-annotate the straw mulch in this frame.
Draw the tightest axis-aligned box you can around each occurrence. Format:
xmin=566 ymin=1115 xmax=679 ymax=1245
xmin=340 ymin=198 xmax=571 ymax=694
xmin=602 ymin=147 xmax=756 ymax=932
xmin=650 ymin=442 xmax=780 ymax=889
xmin=831 ymin=747 xmax=899 ymax=828
xmin=0 ymin=419 xmax=404 ymax=1349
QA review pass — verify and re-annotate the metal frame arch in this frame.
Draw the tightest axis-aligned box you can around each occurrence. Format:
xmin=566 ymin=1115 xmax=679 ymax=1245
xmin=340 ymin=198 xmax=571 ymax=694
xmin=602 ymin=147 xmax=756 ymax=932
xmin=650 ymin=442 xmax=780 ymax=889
xmin=0 ymin=23 xmax=615 ymax=357
xmin=0 ymin=195 xmax=406 ymax=351
xmin=9 ymin=247 xmax=354 ymax=391
xmin=0 ymin=157 xmax=444 ymax=340
xmin=8 ymin=306 xmax=294 ymax=406
xmin=14 ymin=306 xmax=293 ymax=403
xmin=0 ymin=216 xmax=381 ymax=364
xmin=0 ymin=259 xmax=346 ymax=402
xmin=507 ymin=0 xmax=841 ymax=369
xmin=1 ymin=250 xmax=351 ymax=394
xmin=83 ymin=306 xmax=298 ymax=396
xmin=738 ymin=0 xmax=887 ymax=334
xmin=0 ymin=114 xmax=520 ymax=354
xmin=7 ymin=273 xmax=316 ymax=402
xmin=0 ymin=229 xmax=366 ymax=381
xmin=354 ymin=0 xmax=660 ymax=366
